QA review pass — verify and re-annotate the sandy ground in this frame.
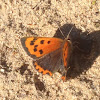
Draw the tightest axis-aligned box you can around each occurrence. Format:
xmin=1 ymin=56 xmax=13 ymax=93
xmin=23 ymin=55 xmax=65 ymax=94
xmin=0 ymin=0 xmax=100 ymax=100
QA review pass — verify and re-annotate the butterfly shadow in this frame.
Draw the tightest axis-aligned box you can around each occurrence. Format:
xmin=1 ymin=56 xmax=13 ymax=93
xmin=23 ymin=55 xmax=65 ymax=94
xmin=54 ymin=24 xmax=100 ymax=79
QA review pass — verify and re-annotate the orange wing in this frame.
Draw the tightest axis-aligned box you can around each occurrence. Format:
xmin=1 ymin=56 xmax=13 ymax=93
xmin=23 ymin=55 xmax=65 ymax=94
xmin=21 ymin=37 xmax=63 ymax=59
xmin=62 ymin=40 xmax=72 ymax=68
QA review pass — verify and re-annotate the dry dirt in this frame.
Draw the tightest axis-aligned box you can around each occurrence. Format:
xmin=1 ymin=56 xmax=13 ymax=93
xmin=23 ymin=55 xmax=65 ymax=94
xmin=0 ymin=0 xmax=100 ymax=100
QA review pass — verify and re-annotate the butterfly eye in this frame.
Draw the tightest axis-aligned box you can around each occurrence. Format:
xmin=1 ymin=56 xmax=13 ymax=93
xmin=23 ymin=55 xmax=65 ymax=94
xmin=67 ymin=38 xmax=71 ymax=41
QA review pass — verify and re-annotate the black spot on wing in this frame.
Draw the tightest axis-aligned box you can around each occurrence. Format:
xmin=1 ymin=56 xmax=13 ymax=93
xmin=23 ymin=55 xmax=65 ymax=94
xmin=30 ymin=40 xmax=34 ymax=45
xmin=40 ymin=40 xmax=44 ymax=44
xmin=39 ymin=49 xmax=43 ymax=54
xmin=30 ymin=37 xmax=38 ymax=45
xmin=34 ymin=45 xmax=38 ymax=52
xmin=47 ymin=41 xmax=51 ymax=44
xmin=34 ymin=48 xmax=37 ymax=52
xmin=34 ymin=45 xmax=38 ymax=48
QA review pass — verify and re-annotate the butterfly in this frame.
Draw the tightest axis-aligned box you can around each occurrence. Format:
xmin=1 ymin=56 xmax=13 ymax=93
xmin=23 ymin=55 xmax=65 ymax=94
xmin=21 ymin=34 xmax=72 ymax=81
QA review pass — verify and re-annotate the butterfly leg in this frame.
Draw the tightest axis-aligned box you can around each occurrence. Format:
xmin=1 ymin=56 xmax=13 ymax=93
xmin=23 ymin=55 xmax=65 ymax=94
xmin=61 ymin=66 xmax=70 ymax=81
xmin=61 ymin=73 xmax=66 ymax=81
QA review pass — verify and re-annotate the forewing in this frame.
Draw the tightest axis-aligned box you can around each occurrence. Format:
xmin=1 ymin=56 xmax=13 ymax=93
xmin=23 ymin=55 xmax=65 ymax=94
xmin=21 ymin=37 xmax=63 ymax=59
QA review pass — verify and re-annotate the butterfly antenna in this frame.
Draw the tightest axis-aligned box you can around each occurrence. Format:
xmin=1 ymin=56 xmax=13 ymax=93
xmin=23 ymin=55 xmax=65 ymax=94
xmin=67 ymin=26 xmax=74 ymax=39
xmin=58 ymin=26 xmax=66 ymax=39
xmin=56 ymin=22 xmax=74 ymax=39
xmin=55 ymin=23 xmax=66 ymax=38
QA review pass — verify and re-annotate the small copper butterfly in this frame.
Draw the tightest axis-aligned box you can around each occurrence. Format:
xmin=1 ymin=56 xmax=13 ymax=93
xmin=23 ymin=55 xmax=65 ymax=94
xmin=21 ymin=33 xmax=72 ymax=81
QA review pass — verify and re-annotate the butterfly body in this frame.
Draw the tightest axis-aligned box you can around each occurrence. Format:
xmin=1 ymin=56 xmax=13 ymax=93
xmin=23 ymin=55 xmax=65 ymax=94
xmin=21 ymin=37 xmax=72 ymax=81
